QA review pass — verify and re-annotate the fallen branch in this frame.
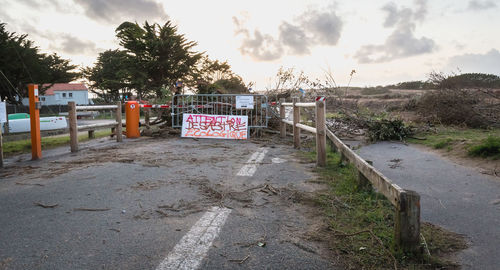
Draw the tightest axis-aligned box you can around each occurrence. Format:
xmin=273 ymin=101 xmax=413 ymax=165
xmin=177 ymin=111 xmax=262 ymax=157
xmin=228 ymin=254 xmax=250 ymax=264
xmin=156 ymin=209 xmax=169 ymax=218
xmin=17 ymin=182 xmax=45 ymax=186
xmin=34 ymin=202 xmax=58 ymax=208
xmin=73 ymin=208 xmax=111 ymax=211
xmin=260 ymin=184 xmax=279 ymax=195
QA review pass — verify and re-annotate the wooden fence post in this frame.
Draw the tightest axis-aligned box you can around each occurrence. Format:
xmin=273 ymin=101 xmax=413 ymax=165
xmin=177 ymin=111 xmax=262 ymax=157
xmin=315 ymin=100 xmax=326 ymax=167
xmin=116 ymin=101 xmax=123 ymax=142
xmin=145 ymin=108 xmax=150 ymax=128
xmin=293 ymin=97 xmax=300 ymax=149
xmin=357 ymin=160 xmax=372 ymax=191
xmin=280 ymin=98 xmax=286 ymax=138
xmin=395 ymin=190 xmax=421 ymax=253
xmin=68 ymin=102 xmax=78 ymax=152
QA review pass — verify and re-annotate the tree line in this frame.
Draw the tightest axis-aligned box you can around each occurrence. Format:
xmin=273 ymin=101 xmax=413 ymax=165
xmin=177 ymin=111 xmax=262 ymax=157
xmin=0 ymin=20 xmax=250 ymax=104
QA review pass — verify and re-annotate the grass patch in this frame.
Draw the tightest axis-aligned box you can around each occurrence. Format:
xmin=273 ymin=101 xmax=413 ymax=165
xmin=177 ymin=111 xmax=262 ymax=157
xmin=300 ymin=146 xmax=467 ymax=269
xmin=432 ymin=138 xmax=453 ymax=150
xmin=3 ymin=130 xmax=112 ymax=156
xmin=408 ymin=126 xmax=500 ymax=158
xmin=468 ymin=136 xmax=500 ymax=159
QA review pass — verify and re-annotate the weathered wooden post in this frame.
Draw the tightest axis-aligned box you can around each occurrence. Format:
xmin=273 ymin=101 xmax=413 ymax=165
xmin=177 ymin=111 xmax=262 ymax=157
xmin=145 ymin=107 xmax=150 ymax=128
xmin=315 ymin=100 xmax=326 ymax=167
xmin=68 ymin=101 xmax=78 ymax=152
xmin=395 ymin=190 xmax=421 ymax=253
xmin=293 ymin=97 xmax=300 ymax=149
xmin=116 ymin=101 xmax=123 ymax=142
xmin=357 ymin=160 xmax=372 ymax=191
xmin=280 ymin=98 xmax=286 ymax=138
xmin=88 ymin=130 xmax=95 ymax=139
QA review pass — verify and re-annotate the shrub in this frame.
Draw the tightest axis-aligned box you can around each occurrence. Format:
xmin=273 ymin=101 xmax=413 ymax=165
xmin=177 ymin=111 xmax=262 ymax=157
xmin=416 ymin=89 xmax=491 ymax=128
xmin=366 ymin=119 xmax=413 ymax=142
xmin=468 ymin=136 xmax=500 ymax=159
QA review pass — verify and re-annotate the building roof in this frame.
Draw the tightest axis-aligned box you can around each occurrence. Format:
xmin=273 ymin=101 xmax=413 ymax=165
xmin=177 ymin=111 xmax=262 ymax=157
xmin=42 ymin=83 xmax=88 ymax=96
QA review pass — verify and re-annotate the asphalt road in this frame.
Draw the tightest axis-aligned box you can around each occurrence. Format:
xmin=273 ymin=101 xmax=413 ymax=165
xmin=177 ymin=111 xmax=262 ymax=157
xmin=0 ymin=136 xmax=338 ymax=269
xmin=357 ymin=142 xmax=500 ymax=270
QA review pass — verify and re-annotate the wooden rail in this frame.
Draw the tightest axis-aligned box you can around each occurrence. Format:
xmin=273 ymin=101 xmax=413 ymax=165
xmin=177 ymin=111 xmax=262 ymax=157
xmin=68 ymin=102 xmax=123 ymax=152
xmin=279 ymin=97 xmax=326 ymax=166
xmin=279 ymin=98 xmax=420 ymax=252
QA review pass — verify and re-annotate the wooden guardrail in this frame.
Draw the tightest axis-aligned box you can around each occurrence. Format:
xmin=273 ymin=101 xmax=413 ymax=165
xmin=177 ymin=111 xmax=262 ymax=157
xmin=68 ymin=102 xmax=123 ymax=152
xmin=279 ymin=97 xmax=326 ymax=166
xmin=279 ymin=97 xmax=420 ymax=252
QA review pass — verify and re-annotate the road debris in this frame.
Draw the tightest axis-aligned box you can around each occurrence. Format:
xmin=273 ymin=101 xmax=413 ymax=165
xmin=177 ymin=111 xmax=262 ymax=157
xmin=73 ymin=208 xmax=111 ymax=212
xmin=155 ymin=210 xmax=169 ymax=218
xmin=34 ymin=202 xmax=58 ymax=208
xmin=259 ymin=184 xmax=279 ymax=195
xmin=228 ymin=255 xmax=250 ymax=264
xmin=490 ymin=199 xmax=500 ymax=205
xmin=292 ymin=241 xmax=317 ymax=254
xmin=388 ymin=158 xmax=402 ymax=169
xmin=16 ymin=182 xmax=45 ymax=186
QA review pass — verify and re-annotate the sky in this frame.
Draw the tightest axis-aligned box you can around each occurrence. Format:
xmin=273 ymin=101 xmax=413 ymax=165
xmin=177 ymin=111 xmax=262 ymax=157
xmin=1 ymin=0 xmax=500 ymax=90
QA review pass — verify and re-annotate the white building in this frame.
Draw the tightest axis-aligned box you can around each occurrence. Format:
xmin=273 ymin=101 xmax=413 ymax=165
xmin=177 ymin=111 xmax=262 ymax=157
xmin=22 ymin=83 xmax=89 ymax=105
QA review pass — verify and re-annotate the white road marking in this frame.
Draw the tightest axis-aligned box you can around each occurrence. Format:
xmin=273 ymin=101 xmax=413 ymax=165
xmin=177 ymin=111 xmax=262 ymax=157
xmin=271 ymin=157 xmax=286 ymax=164
xmin=156 ymin=206 xmax=232 ymax=270
xmin=237 ymin=148 xmax=268 ymax=177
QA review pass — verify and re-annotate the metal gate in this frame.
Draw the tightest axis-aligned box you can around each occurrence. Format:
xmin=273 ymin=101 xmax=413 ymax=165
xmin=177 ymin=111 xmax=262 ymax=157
xmin=171 ymin=94 xmax=268 ymax=129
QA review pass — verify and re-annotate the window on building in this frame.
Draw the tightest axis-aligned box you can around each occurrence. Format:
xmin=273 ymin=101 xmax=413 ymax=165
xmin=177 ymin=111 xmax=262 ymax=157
xmin=62 ymin=93 xmax=66 ymax=98
xmin=69 ymin=93 xmax=73 ymax=98
xmin=41 ymin=97 xmax=46 ymax=101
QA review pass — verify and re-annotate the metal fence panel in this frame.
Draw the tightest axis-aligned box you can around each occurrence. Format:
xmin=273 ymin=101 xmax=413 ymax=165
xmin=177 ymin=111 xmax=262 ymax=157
xmin=172 ymin=94 xmax=268 ymax=129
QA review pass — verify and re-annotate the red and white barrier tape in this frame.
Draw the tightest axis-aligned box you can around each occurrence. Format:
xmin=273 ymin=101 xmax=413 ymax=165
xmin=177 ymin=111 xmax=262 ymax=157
xmin=140 ymin=104 xmax=170 ymax=108
xmin=140 ymin=102 xmax=279 ymax=108
xmin=315 ymin=96 xmax=326 ymax=101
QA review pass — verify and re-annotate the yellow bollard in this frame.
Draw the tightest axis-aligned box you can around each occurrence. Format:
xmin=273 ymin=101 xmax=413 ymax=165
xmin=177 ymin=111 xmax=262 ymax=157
xmin=125 ymin=101 xmax=140 ymax=138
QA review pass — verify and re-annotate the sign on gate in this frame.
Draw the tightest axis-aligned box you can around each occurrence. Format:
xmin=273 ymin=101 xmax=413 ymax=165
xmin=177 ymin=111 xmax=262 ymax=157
xmin=181 ymin=113 xmax=248 ymax=140
xmin=0 ymin=101 xmax=6 ymax=123
xmin=236 ymin=95 xmax=254 ymax=109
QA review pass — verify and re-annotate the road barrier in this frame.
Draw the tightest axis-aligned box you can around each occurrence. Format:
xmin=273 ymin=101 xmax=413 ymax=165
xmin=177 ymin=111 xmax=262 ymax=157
xmin=279 ymin=97 xmax=421 ymax=253
xmin=68 ymin=101 xmax=122 ymax=152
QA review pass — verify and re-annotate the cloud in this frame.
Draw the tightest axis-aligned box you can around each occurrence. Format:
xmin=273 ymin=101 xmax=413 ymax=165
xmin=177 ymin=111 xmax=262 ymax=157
xmin=381 ymin=2 xmax=402 ymax=28
xmin=467 ymin=0 xmax=497 ymax=11
xmin=73 ymin=0 xmax=167 ymax=24
xmin=278 ymin=22 xmax=309 ymax=55
xmin=446 ymin=49 xmax=500 ymax=75
xmin=233 ymin=6 xmax=343 ymax=61
xmin=300 ymin=8 xmax=343 ymax=46
xmin=50 ymin=34 xmax=98 ymax=55
xmin=413 ymin=0 xmax=428 ymax=21
xmin=15 ymin=0 xmax=67 ymax=12
xmin=355 ymin=0 xmax=436 ymax=63
xmin=233 ymin=16 xmax=283 ymax=61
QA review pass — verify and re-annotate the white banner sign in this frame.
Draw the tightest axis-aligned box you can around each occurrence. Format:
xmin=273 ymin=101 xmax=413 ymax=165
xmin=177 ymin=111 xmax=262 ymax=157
xmin=181 ymin=114 xmax=248 ymax=140
xmin=236 ymin=96 xmax=254 ymax=109
xmin=0 ymin=101 xmax=6 ymax=123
